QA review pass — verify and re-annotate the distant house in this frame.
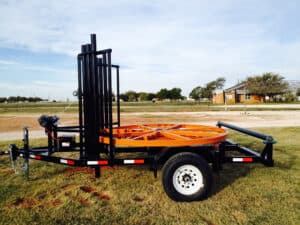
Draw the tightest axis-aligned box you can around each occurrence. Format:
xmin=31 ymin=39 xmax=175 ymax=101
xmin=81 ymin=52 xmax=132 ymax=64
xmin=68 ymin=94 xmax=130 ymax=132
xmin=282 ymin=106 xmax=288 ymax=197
xmin=213 ymin=82 xmax=264 ymax=104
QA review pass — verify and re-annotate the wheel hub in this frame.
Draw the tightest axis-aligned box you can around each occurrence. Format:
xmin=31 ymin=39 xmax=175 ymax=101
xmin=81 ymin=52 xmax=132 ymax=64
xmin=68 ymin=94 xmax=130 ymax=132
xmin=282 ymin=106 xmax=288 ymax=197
xmin=172 ymin=164 xmax=204 ymax=195
xmin=182 ymin=174 xmax=192 ymax=182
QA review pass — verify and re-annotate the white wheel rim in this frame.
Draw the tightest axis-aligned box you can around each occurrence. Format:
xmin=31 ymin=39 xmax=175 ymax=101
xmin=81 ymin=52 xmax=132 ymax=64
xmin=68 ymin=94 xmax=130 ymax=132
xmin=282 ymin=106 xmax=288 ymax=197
xmin=172 ymin=164 xmax=204 ymax=195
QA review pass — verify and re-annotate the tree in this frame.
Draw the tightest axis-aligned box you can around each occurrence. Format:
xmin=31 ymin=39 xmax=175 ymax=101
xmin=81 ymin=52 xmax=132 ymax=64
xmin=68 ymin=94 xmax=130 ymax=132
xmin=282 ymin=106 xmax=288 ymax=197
xmin=189 ymin=77 xmax=225 ymax=101
xmin=138 ymin=92 xmax=149 ymax=101
xmin=147 ymin=93 xmax=156 ymax=101
xmin=157 ymin=88 xmax=169 ymax=100
xmin=119 ymin=93 xmax=129 ymax=102
xmin=189 ymin=86 xmax=205 ymax=100
xmin=0 ymin=97 xmax=6 ymax=103
xmin=125 ymin=90 xmax=138 ymax=102
xmin=245 ymin=72 xmax=288 ymax=101
xmin=283 ymin=91 xmax=296 ymax=102
xmin=205 ymin=77 xmax=226 ymax=100
xmin=169 ymin=88 xmax=183 ymax=100
xmin=296 ymin=88 xmax=300 ymax=97
xmin=207 ymin=77 xmax=226 ymax=90
xmin=157 ymin=88 xmax=183 ymax=100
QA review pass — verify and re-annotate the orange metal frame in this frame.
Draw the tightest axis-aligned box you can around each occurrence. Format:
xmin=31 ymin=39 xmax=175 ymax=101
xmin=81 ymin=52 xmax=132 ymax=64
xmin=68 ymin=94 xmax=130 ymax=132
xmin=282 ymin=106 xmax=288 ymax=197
xmin=99 ymin=124 xmax=228 ymax=147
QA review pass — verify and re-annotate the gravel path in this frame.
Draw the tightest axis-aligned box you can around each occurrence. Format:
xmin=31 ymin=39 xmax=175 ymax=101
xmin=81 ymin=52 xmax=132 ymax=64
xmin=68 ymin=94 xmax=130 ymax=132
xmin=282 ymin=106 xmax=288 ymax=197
xmin=1 ymin=110 xmax=300 ymax=141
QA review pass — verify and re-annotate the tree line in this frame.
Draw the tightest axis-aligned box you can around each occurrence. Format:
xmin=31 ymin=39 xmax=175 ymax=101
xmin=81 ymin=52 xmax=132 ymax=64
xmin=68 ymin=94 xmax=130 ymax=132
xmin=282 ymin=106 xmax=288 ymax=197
xmin=0 ymin=96 xmax=46 ymax=103
xmin=1 ymin=73 xmax=298 ymax=103
xmin=119 ymin=87 xmax=184 ymax=102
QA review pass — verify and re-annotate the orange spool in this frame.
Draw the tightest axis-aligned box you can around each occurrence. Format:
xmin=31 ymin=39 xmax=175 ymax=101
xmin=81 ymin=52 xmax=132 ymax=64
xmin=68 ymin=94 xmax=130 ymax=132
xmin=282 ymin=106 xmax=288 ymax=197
xmin=99 ymin=124 xmax=227 ymax=147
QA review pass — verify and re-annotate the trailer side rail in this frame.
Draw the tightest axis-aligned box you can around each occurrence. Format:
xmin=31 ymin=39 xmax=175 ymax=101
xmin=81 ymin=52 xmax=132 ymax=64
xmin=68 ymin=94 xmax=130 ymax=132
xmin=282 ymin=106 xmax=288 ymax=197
xmin=216 ymin=121 xmax=275 ymax=168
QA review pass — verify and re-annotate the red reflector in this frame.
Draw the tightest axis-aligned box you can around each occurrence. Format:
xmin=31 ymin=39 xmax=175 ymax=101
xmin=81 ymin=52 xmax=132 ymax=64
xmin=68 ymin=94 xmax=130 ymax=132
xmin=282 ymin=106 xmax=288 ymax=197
xmin=243 ymin=158 xmax=253 ymax=162
xmin=35 ymin=155 xmax=42 ymax=160
xmin=98 ymin=160 xmax=108 ymax=165
xmin=134 ymin=159 xmax=144 ymax=164
xmin=67 ymin=160 xmax=75 ymax=165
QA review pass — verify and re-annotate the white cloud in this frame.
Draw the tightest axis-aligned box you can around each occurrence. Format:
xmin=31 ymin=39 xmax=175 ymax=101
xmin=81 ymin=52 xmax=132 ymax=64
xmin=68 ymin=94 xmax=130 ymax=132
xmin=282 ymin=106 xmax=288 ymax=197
xmin=0 ymin=0 xmax=299 ymax=97
xmin=0 ymin=60 xmax=17 ymax=65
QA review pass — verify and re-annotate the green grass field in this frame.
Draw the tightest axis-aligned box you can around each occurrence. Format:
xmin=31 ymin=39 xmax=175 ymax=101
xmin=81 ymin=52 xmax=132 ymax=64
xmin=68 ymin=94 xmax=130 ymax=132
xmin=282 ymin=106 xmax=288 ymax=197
xmin=0 ymin=127 xmax=299 ymax=225
xmin=1 ymin=101 xmax=300 ymax=114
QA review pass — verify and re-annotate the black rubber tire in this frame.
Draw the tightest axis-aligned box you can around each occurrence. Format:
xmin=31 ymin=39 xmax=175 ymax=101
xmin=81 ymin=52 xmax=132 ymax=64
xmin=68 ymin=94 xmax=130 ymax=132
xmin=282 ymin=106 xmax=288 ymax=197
xmin=162 ymin=152 xmax=212 ymax=202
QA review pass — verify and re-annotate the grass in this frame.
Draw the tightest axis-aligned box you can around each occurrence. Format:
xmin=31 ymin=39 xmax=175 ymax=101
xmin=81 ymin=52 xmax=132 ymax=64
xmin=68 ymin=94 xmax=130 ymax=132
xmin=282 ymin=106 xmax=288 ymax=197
xmin=0 ymin=126 xmax=299 ymax=224
xmin=1 ymin=101 xmax=300 ymax=114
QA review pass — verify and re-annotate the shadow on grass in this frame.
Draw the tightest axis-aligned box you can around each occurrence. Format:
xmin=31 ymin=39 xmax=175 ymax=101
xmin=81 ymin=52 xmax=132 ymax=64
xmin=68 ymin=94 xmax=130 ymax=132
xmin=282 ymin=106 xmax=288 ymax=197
xmin=273 ymin=148 xmax=297 ymax=170
xmin=211 ymin=146 xmax=296 ymax=196
xmin=211 ymin=164 xmax=253 ymax=196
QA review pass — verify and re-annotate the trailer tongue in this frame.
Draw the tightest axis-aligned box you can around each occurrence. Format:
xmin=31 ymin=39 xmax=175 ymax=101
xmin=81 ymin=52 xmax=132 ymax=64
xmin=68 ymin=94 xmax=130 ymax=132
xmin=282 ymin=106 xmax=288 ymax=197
xmin=0 ymin=34 xmax=275 ymax=201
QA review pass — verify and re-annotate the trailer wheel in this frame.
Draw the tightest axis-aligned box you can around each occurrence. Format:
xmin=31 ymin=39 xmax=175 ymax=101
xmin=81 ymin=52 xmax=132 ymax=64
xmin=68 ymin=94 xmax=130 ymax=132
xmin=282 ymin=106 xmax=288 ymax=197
xmin=162 ymin=152 xmax=212 ymax=201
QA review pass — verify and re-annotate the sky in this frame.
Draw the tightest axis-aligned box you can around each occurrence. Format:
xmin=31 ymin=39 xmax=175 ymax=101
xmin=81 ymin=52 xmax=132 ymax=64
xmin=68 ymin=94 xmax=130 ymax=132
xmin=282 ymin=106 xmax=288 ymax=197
xmin=0 ymin=0 xmax=299 ymax=100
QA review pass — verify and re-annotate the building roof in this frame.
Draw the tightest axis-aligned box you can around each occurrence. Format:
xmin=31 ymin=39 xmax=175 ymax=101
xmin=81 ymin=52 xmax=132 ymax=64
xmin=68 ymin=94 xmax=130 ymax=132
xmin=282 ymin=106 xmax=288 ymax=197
xmin=225 ymin=82 xmax=246 ymax=92
xmin=224 ymin=79 xmax=300 ymax=94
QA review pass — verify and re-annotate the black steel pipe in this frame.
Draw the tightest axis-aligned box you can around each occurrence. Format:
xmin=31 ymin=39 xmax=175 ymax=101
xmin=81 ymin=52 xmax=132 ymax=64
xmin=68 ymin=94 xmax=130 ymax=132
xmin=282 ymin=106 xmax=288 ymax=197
xmin=97 ymin=58 xmax=104 ymax=130
xmin=107 ymin=51 xmax=114 ymax=160
xmin=103 ymin=53 xmax=108 ymax=126
xmin=81 ymin=44 xmax=89 ymax=158
xmin=217 ymin=121 xmax=274 ymax=142
xmin=91 ymin=34 xmax=97 ymax=51
xmin=77 ymin=55 xmax=84 ymax=157
xmin=116 ymin=66 xmax=120 ymax=127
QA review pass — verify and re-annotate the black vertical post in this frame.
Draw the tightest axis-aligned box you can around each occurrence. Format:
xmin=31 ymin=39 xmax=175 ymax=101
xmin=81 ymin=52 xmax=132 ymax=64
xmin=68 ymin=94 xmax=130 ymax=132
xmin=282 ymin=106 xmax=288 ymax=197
xmin=97 ymin=58 xmax=104 ymax=130
xmin=81 ymin=44 xmax=88 ymax=158
xmin=103 ymin=54 xmax=108 ymax=127
xmin=86 ymin=44 xmax=93 ymax=155
xmin=266 ymin=143 xmax=274 ymax=167
xmin=53 ymin=128 xmax=58 ymax=151
xmin=116 ymin=66 xmax=120 ymax=127
xmin=107 ymin=51 xmax=114 ymax=160
xmin=47 ymin=127 xmax=52 ymax=154
xmin=90 ymin=34 xmax=100 ymax=178
xmin=23 ymin=127 xmax=30 ymax=180
xmin=77 ymin=55 xmax=84 ymax=158
xmin=90 ymin=35 xmax=98 ymax=136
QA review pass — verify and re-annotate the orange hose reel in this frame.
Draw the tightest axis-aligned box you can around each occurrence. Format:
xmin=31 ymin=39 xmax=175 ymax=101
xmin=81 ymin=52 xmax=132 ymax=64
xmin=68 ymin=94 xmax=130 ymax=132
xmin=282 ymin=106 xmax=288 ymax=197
xmin=99 ymin=124 xmax=228 ymax=147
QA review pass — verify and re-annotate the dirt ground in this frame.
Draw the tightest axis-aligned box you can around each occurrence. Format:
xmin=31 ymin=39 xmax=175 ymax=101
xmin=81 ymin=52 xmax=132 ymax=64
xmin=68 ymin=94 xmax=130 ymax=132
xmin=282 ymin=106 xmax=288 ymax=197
xmin=0 ymin=110 xmax=300 ymax=141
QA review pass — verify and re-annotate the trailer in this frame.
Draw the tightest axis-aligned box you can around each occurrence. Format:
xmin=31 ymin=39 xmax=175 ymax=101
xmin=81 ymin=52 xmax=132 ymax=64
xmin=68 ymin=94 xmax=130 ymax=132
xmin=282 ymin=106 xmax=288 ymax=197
xmin=0 ymin=34 xmax=275 ymax=201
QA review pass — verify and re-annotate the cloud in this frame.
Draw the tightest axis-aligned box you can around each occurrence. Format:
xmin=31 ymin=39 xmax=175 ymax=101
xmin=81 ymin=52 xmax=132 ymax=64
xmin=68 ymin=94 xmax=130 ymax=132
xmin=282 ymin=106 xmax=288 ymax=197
xmin=0 ymin=60 xmax=17 ymax=65
xmin=0 ymin=0 xmax=299 ymax=97
xmin=0 ymin=58 xmax=75 ymax=79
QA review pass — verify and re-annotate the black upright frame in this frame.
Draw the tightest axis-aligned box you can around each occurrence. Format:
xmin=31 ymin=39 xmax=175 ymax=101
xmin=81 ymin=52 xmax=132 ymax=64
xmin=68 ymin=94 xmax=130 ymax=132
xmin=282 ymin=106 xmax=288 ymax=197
xmin=76 ymin=34 xmax=120 ymax=176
